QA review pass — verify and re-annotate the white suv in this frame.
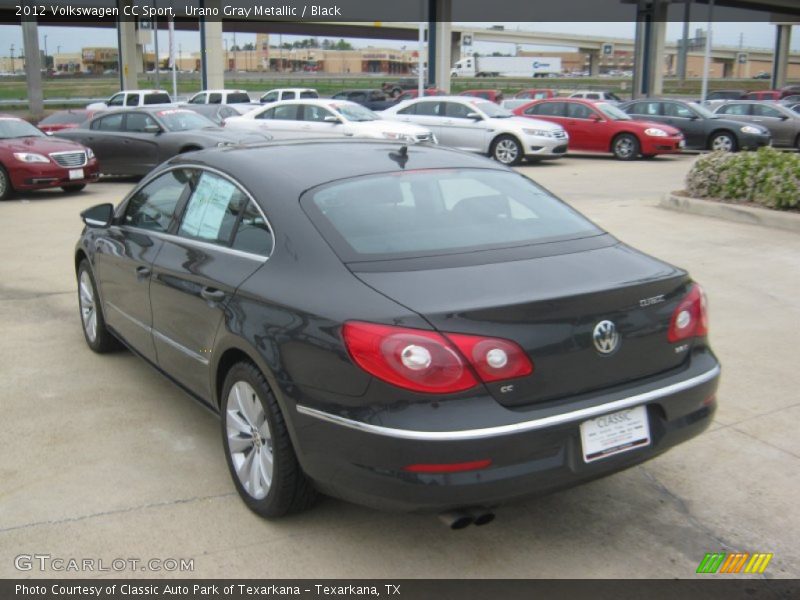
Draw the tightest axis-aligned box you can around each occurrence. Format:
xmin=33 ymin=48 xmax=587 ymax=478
xmin=87 ymin=90 xmax=173 ymax=111
xmin=260 ymin=88 xmax=319 ymax=104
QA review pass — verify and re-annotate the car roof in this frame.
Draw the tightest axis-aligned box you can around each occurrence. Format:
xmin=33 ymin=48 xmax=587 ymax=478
xmin=196 ymin=89 xmax=248 ymax=94
xmin=167 ymin=139 xmax=507 ymax=197
xmin=263 ymin=88 xmax=317 ymax=93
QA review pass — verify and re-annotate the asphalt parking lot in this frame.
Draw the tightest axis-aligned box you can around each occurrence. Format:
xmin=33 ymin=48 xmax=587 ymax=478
xmin=1 ymin=152 xmax=798 ymax=579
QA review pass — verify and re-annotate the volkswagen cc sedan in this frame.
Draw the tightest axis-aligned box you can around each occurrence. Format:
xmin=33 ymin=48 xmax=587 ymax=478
xmin=74 ymin=140 xmax=720 ymax=522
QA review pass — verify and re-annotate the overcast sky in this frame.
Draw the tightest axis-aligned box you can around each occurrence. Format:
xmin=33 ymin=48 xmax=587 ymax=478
xmin=1 ymin=22 xmax=797 ymax=59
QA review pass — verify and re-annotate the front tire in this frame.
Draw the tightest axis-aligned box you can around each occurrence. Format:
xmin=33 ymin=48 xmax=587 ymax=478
xmin=77 ymin=260 xmax=121 ymax=353
xmin=709 ymin=131 xmax=738 ymax=152
xmin=0 ymin=165 xmax=13 ymax=200
xmin=490 ymin=134 xmax=524 ymax=166
xmin=62 ymin=184 xmax=86 ymax=193
xmin=612 ymin=133 xmax=640 ymax=160
xmin=220 ymin=362 xmax=317 ymax=518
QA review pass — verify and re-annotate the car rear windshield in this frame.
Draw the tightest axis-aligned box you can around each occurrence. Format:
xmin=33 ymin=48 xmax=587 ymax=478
xmin=144 ymin=93 xmax=172 ymax=105
xmin=302 ymin=168 xmax=601 ymax=261
xmin=40 ymin=111 xmax=88 ymax=125
xmin=227 ymin=92 xmax=251 ymax=103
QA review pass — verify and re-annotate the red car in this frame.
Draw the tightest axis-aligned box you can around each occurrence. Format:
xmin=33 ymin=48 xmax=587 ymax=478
xmin=0 ymin=116 xmax=99 ymax=200
xmin=513 ymin=98 xmax=684 ymax=160
xmin=459 ymin=89 xmax=504 ymax=103
xmin=515 ymin=88 xmax=558 ymax=100
xmin=37 ymin=109 xmax=95 ymax=134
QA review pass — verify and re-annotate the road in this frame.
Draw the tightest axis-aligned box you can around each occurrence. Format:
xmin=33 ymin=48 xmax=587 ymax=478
xmin=0 ymin=152 xmax=798 ymax=579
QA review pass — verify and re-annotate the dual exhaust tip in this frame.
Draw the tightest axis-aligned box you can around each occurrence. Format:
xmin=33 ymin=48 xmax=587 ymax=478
xmin=439 ymin=508 xmax=496 ymax=530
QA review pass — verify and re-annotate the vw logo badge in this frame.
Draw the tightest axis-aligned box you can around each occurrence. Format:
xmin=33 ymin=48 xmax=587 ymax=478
xmin=593 ymin=320 xmax=620 ymax=355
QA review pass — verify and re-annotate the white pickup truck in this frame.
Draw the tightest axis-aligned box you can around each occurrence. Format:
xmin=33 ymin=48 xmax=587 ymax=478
xmin=86 ymin=89 xmax=173 ymax=111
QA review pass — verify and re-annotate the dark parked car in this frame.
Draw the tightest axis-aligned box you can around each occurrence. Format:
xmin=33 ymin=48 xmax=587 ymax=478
xmin=704 ymin=90 xmax=746 ymax=102
xmin=330 ymin=89 xmax=394 ymax=111
xmin=0 ymin=115 xmax=99 ymax=200
xmin=57 ymin=107 xmax=270 ymax=175
xmin=75 ymin=140 xmax=720 ymax=523
xmin=381 ymin=79 xmax=420 ymax=98
xmin=619 ymin=98 xmax=771 ymax=152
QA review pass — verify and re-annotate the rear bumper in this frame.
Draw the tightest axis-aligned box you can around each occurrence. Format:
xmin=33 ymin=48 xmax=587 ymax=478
xmin=288 ymin=349 xmax=720 ymax=512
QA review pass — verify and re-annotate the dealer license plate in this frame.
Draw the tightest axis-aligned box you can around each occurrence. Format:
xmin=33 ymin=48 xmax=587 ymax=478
xmin=69 ymin=169 xmax=84 ymax=180
xmin=580 ymin=405 xmax=650 ymax=463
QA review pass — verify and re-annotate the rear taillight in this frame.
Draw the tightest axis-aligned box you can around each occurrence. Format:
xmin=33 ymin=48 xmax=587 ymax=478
xmin=668 ymin=284 xmax=708 ymax=343
xmin=342 ymin=321 xmax=533 ymax=394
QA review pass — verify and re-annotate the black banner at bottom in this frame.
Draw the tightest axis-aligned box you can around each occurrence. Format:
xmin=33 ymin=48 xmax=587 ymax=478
xmin=3 ymin=579 xmax=800 ymax=600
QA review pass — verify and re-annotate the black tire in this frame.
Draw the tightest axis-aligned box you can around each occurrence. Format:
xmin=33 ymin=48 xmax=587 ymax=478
xmin=0 ymin=164 xmax=13 ymax=201
xmin=795 ymin=134 xmax=800 ymax=151
xmin=641 ymin=154 xmax=657 ymax=159
xmin=708 ymin=131 xmax=738 ymax=152
xmin=490 ymin=134 xmax=524 ymax=166
xmin=220 ymin=361 xmax=317 ymax=518
xmin=611 ymin=133 xmax=640 ymax=161
xmin=61 ymin=184 xmax=86 ymax=193
xmin=77 ymin=259 xmax=121 ymax=353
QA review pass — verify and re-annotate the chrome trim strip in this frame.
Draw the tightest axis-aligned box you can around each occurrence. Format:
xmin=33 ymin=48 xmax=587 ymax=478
xmin=296 ymin=364 xmax=721 ymax=441
xmin=121 ymin=227 xmax=268 ymax=263
xmin=105 ymin=302 xmax=209 ymax=366
xmin=152 ymin=329 xmax=209 ymax=365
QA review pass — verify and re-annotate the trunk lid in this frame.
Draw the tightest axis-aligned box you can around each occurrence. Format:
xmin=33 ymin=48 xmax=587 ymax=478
xmin=351 ymin=244 xmax=691 ymax=407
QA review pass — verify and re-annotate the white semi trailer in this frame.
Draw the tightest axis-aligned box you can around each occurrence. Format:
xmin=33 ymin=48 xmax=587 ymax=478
xmin=450 ymin=56 xmax=562 ymax=78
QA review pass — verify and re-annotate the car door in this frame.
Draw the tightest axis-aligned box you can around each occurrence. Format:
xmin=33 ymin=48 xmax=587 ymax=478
xmin=564 ymin=102 xmax=605 ymax=151
xmin=95 ymin=169 xmax=192 ymax=362
xmin=662 ymin=101 xmax=705 ymax=148
xmin=118 ymin=111 xmax=161 ymax=173
xmin=85 ymin=112 xmax=127 ymax=174
xmin=751 ymin=104 xmax=793 ymax=146
xmin=438 ymin=100 xmax=488 ymax=152
xmin=298 ymin=104 xmax=342 ymax=138
xmin=522 ymin=101 xmax=571 ymax=142
xmin=250 ymin=104 xmax=303 ymax=138
xmin=392 ymin=100 xmax=445 ymax=141
xmin=148 ymin=168 xmax=273 ymax=399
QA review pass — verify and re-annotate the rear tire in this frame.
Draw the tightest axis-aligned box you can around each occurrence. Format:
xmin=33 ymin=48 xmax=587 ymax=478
xmin=490 ymin=134 xmax=524 ymax=166
xmin=61 ymin=184 xmax=86 ymax=193
xmin=709 ymin=131 xmax=738 ymax=152
xmin=0 ymin=165 xmax=13 ymax=201
xmin=220 ymin=361 xmax=317 ymax=518
xmin=77 ymin=260 xmax=121 ymax=353
xmin=612 ymin=133 xmax=640 ymax=160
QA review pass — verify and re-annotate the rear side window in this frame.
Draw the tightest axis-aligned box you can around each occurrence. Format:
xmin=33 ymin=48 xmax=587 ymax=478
xmin=258 ymin=105 xmax=299 ymax=120
xmin=126 ymin=95 xmax=139 ymax=107
xmin=177 ymin=172 xmax=249 ymax=244
xmin=144 ymin=93 xmax=171 ymax=105
xmin=208 ymin=93 xmax=223 ymax=104
xmin=227 ymin=92 xmax=251 ymax=103
xmin=302 ymin=169 xmax=601 ymax=261
xmin=123 ymin=169 xmax=192 ymax=232
xmin=231 ymin=200 xmax=273 ymax=256
xmin=717 ymin=104 xmax=749 ymax=116
xmin=283 ymin=91 xmax=296 ymax=100
xmin=663 ymin=103 xmax=694 ymax=118
xmin=414 ymin=101 xmax=443 ymax=116
xmin=525 ymin=102 xmax=565 ymax=116
xmin=93 ymin=113 xmax=124 ymax=131
xmin=300 ymin=91 xmax=319 ymax=99
xmin=627 ymin=102 xmax=659 ymax=116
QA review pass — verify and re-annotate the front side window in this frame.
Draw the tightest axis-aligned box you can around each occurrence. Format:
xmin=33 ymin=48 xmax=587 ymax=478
xmin=125 ymin=113 xmax=158 ymax=132
xmin=302 ymin=169 xmax=601 ymax=260
xmin=567 ymin=103 xmax=595 ymax=119
xmin=188 ymin=93 xmax=206 ymax=104
xmin=178 ymin=172 xmax=250 ymax=244
xmin=262 ymin=92 xmax=279 ymax=103
xmin=123 ymin=169 xmax=192 ymax=232
xmin=107 ymin=93 xmax=125 ymax=107
xmin=301 ymin=105 xmax=334 ymax=122
xmin=753 ymin=105 xmax=783 ymax=118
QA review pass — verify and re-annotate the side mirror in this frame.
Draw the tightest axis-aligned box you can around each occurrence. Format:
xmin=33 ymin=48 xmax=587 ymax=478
xmin=689 ymin=114 xmax=699 ymax=120
xmin=593 ymin=116 xmax=603 ymax=122
xmin=81 ymin=203 xmax=114 ymax=228
xmin=144 ymin=124 xmax=162 ymax=134
xmin=466 ymin=112 xmax=483 ymax=120
xmin=324 ymin=115 xmax=342 ymax=124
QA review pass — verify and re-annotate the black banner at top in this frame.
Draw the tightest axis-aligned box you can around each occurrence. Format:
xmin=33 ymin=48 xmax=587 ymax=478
xmin=2 ymin=0 xmax=800 ymax=23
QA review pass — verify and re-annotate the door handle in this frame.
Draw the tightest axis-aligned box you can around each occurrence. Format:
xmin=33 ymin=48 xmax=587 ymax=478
xmin=200 ymin=287 xmax=226 ymax=303
xmin=135 ymin=266 xmax=151 ymax=280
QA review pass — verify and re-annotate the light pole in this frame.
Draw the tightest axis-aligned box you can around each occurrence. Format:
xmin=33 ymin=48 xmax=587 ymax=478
xmin=10 ymin=44 xmax=14 ymax=73
xmin=224 ymin=38 xmax=229 ymax=72
xmin=43 ymin=35 xmax=48 ymax=72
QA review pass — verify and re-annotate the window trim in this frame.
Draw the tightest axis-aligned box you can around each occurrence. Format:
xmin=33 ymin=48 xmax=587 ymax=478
xmin=115 ymin=164 xmax=275 ymax=261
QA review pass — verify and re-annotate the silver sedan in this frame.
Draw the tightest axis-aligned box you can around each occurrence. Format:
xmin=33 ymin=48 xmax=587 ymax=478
xmin=381 ymin=96 xmax=569 ymax=165
xmin=713 ymin=101 xmax=800 ymax=149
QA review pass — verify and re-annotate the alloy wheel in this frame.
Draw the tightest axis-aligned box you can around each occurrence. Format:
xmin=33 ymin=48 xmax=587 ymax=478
xmin=494 ymin=139 xmax=520 ymax=164
xmin=79 ymin=270 xmax=98 ymax=343
xmin=615 ymin=137 xmax=634 ymax=158
xmin=226 ymin=381 xmax=273 ymax=500
xmin=711 ymin=135 xmax=734 ymax=152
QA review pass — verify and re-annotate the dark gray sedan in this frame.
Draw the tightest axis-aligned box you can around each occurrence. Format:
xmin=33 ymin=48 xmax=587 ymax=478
xmin=619 ymin=98 xmax=771 ymax=152
xmin=713 ymin=100 xmax=800 ymax=149
xmin=57 ymin=108 xmax=270 ymax=176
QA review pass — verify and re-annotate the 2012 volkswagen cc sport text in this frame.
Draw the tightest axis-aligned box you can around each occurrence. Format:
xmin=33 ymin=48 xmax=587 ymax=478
xmin=74 ymin=140 xmax=720 ymax=523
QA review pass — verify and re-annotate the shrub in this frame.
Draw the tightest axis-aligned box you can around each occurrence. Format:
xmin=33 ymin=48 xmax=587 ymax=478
xmin=685 ymin=147 xmax=800 ymax=210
